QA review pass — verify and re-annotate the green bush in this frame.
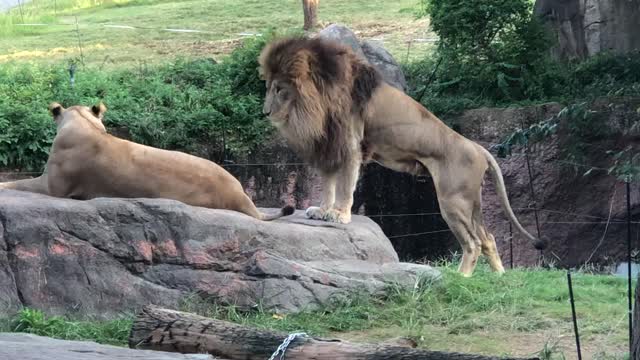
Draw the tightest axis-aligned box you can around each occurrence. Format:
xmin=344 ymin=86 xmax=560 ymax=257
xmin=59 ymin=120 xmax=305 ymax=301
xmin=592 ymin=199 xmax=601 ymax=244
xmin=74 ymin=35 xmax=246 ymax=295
xmin=0 ymin=36 xmax=273 ymax=171
xmin=404 ymin=49 xmax=640 ymax=117
xmin=5 ymin=308 xmax=131 ymax=345
xmin=417 ymin=0 xmax=550 ymax=102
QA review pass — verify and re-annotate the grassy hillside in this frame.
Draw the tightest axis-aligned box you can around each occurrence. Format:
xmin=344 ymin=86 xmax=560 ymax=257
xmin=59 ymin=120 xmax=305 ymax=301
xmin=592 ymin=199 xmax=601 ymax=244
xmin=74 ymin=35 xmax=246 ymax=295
xmin=0 ymin=261 xmax=632 ymax=359
xmin=0 ymin=0 xmax=434 ymax=66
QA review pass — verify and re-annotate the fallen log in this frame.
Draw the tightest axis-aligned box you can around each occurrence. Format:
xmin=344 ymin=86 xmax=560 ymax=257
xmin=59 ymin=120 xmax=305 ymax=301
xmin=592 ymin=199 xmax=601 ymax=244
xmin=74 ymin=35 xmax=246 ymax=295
xmin=129 ymin=305 xmax=539 ymax=360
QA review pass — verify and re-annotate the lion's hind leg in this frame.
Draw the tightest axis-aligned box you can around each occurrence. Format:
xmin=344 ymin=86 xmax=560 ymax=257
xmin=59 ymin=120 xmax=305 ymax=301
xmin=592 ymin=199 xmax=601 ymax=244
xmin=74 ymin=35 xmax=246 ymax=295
xmin=438 ymin=196 xmax=482 ymax=277
xmin=474 ymin=192 xmax=506 ymax=274
xmin=479 ymin=230 xmax=505 ymax=274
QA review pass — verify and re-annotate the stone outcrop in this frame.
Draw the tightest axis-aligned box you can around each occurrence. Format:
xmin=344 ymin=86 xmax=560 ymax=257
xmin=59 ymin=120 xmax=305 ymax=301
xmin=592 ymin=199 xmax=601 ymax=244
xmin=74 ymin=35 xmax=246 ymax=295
xmin=0 ymin=333 xmax=217 ymax=360
xmin=0 ymin=189 xmax=438 ymax=318
xmin=317 ymin=23 xmax=407 ymax=91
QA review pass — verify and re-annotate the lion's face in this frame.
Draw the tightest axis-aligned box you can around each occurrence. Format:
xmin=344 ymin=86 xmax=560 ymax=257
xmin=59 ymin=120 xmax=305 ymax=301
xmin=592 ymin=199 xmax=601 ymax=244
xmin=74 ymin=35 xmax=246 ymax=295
xmin=49 ymin=102 xmax=107 ymax=131
xmin=263 ymin=78 xmax=295 ymax=126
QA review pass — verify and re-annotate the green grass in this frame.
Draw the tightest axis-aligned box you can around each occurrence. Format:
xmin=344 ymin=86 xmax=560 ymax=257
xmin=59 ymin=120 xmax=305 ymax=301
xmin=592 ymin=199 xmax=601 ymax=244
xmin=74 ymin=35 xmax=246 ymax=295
xmin=0 ymin=0 xmax=435 ymax=67
xmin=1 ymin=261 xmax=632 ymax=358
xmin=0 ymin=308 xmax=132 ymax=346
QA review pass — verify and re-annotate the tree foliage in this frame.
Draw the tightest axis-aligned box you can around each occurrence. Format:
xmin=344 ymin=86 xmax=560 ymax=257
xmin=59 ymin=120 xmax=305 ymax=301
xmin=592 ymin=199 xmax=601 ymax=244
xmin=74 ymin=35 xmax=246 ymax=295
xmin=418 ymin=0 xmax=550 ymax=101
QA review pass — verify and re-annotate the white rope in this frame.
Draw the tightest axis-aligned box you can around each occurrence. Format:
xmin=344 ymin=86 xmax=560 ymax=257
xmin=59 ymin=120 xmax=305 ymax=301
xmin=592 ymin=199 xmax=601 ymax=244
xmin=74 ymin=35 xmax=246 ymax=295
xmin=267 ymin=332 xmax=307 ymax=360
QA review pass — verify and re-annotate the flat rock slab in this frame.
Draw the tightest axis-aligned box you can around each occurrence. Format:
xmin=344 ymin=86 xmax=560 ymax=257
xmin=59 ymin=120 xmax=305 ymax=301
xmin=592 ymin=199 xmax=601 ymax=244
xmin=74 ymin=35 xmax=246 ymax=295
xmin=0 ymin=190 xmax=439 ymax=317
xmin=0 ymin=333 xmax=217 ymax=360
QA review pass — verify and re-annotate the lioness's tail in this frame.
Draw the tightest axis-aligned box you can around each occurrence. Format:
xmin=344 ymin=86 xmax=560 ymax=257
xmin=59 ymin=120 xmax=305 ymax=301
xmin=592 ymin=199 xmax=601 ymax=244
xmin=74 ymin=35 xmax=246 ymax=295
xmin=0 ymin=175 xmax=49 ymax=195
xmin=479 ymin=146 xmax=547 ymax=250
xmin=260 ymin=205 xmax=295 ymax=221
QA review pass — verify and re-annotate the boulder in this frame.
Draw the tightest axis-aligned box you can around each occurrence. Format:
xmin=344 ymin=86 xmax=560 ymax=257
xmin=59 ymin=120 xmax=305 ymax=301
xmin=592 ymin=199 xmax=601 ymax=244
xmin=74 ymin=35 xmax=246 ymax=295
xmin=316 ymin=23 xmax=366 ymax=59
xmin=317 ymin=24 xmax=407 ymax=91
xmin=0 ymin=190 xmax=438 ymax=318
xmin=0 ymin=333 xmax=216 ymax=360
xmin=361 ymin=40 xmax=408 ymax=92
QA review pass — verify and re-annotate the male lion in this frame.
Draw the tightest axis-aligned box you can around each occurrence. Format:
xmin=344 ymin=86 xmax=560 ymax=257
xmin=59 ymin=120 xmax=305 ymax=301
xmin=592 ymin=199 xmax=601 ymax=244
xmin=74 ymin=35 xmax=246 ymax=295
xmin=259 ymin=36 xmax=546 ymax=276
xmin=0 ymin=102 xmax=294 ymax=221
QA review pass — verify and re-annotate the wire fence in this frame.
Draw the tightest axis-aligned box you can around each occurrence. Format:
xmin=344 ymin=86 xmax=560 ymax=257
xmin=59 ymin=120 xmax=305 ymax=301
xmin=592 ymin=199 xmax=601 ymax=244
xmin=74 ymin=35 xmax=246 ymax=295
xmin=2 ymin=1 xmax=638 ymax=271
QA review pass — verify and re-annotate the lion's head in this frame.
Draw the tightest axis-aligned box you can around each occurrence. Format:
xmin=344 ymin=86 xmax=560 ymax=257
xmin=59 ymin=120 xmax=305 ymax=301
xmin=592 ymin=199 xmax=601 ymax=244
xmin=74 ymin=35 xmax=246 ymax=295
xmin=49 ymin=102 xmax=107 ymax=131
xmin=259 ymin=36 xmax=382 ymax=173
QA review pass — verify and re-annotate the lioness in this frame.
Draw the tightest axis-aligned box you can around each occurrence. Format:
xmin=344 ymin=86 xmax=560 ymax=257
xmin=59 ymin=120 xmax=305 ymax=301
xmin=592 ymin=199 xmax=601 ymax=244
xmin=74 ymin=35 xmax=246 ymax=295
xmin=259 ymin=36 xmax=546 ymax=276
xmin=0 ymin=102 xmax=294 ymax=221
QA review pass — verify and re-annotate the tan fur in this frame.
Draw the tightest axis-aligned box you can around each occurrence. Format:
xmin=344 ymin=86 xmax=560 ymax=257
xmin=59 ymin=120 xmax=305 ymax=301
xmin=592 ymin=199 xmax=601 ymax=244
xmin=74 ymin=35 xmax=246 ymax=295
xmin=0 ymin=102 xmax=293 ymax=221
xmin=259 ymin=37 xmax=542 ymax=277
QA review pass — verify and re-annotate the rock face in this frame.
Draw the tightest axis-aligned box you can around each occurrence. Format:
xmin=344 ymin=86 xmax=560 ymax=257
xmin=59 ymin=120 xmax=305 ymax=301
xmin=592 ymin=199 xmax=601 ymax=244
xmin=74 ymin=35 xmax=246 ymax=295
xmin=534 ymin=0 xmax=640 ymax=60
xmin=451 ymin=97 xmax=640 ymax=268
xmin=0 ymin=333 xmax=216 ymax=360
xmin=317 ymin=24 xmax=407 ymax=91
xmin=0 ymin=190 xmax=438 ymax=318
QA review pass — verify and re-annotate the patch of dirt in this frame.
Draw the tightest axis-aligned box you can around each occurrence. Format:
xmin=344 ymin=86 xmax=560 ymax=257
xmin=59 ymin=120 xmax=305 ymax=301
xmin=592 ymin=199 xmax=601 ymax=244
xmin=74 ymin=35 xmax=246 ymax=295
xmin=500 ymin=330 xmax=625 ymax=360
xmin=145 ymin=37 xmax=244 ymax=59
xmin=140 ymin=19 xmax=436 ymax=59
xmin=332 ymin=327 xmax=626 ymax=359
xmin=348 ymin=19 xmax=433 ymax=41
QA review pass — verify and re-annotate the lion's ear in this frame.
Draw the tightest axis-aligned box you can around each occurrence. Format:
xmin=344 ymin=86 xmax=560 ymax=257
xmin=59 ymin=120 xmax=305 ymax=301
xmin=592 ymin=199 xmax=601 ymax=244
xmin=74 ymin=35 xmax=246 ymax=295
xmin=289 ymin=50 xmax=313 ymax=82
xmin=91 ymin=102 xmax=107 ymax=119
xmin=48 ymin=102 xmax=64 ymax=118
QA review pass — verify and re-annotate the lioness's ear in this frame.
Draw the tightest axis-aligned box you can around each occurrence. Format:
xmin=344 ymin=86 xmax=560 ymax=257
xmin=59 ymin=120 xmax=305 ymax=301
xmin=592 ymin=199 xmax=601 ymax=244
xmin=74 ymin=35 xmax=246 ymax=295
xmin=91 ymin=102 xmax=107 ymax=119
xmin=48 ymin=102 xmax=64 ymax=118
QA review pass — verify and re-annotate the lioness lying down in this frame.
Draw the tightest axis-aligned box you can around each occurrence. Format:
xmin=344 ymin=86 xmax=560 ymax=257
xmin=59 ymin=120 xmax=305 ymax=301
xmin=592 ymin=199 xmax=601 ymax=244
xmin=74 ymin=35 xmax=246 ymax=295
xmin=0 ymin=102 xmax=294 ymax=221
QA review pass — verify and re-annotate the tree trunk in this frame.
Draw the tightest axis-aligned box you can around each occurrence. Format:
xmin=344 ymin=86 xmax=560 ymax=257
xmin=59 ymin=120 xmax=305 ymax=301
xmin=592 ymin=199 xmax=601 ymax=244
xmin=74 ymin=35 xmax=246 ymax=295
xmin=533 ymin=0 xmax=640 ymax=60
xmin=129 ymin=306 xmax=539 ymax=360
xmin=302 ymin=0 xmax=319 ymax=31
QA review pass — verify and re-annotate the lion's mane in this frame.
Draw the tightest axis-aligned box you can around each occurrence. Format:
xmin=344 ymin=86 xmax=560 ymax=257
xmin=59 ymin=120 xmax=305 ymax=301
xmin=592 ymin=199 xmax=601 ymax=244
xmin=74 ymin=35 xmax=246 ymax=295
xmin=259 ymin=36 xmax=382 ymax=174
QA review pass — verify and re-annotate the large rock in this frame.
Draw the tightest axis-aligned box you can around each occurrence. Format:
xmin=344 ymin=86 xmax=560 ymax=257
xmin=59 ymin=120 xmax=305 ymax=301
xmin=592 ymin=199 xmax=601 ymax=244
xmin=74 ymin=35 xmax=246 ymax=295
xmin=0 ymin=333 xmax=216 ymax=360
xmin=317 ymin=24 xmax=407 ymax=91
xmin=0 ymin=190 xmax=438 ymax=318
xmin=534 ymin=0 xmax=640 ymax=60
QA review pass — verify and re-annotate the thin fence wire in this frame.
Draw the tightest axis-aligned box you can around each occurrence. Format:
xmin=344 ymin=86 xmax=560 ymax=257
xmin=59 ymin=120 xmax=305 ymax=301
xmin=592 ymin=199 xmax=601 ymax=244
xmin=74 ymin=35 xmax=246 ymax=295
xmin=2 ymin=6 xmax=638 ymax=266
xmin=0 ymin=152 xmax=615 ymax=175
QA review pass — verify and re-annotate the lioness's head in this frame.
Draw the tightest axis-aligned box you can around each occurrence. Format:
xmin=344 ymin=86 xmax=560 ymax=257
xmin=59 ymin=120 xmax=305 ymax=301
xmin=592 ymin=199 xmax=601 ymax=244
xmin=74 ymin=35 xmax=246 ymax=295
xmin=49 ymin=102 xmax=107 ymax=131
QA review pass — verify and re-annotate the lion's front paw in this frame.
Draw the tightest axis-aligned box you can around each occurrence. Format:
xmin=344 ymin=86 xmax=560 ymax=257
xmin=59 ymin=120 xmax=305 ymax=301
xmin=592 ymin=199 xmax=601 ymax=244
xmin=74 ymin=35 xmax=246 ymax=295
xmin=305 ymin=206 xmax=326 ymax=220
xmin=323 ymin=209 xmax=352 ymax=224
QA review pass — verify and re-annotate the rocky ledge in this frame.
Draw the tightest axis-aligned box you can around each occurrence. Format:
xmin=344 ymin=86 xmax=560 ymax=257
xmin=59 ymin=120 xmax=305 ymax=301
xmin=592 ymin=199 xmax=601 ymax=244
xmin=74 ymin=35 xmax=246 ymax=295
xmin=0 ymin=190 xmax=438 ymax=317
xmin=0 ymin=333 xmax=217 ymax=360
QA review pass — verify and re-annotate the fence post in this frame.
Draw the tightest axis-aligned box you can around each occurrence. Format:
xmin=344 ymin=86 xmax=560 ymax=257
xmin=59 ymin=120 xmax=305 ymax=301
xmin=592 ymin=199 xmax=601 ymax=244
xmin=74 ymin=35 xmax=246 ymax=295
xmin=74 ymin=16 xmax=85 ymax=66
xmin=627 ymin=180 xmax=633 ymax=355
xmin=520 ymin=120 xmax=543 ymax=263
xmin=509 ymin=221 xmax=514 ymax=269
xmin=567 ymin=271 xmax=582 ymax=360
xmin=17 ymin=0 xmax=25 ymax=23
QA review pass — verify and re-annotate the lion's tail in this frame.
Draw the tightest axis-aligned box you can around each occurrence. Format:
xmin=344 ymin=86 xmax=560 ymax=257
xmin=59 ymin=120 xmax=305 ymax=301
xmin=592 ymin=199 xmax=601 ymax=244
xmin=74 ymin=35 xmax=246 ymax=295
xmin=260 ymin=205 xmax=295 ymax=221
xmin=479 ymin=146 xmax=547 ymax=250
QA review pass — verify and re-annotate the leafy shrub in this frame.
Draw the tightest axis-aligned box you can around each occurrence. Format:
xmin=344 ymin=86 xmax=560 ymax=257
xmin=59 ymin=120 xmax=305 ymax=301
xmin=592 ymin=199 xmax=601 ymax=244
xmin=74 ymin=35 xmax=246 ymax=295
xmin=0 ymin=36 xmax=274 ymax=171
xmin=417 ymin=0 xmax=550 ymax=102
xmin=404 ymin=49 xmax=640 ymax=117
xmin=7 ymin=308 xmax=131 ymax=345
